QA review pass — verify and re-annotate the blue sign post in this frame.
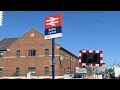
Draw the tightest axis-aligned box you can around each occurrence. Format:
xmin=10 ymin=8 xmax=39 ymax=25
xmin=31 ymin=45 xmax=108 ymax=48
xmin=52 ymin=39 xmax=55 ymax=79
xmin=45 ymin=14 xmax=62 ymax=79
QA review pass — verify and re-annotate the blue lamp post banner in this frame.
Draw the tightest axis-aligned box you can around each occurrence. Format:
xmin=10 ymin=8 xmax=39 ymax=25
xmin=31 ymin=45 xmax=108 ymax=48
xmin=50 ymin=59 xmax=56 ymax=65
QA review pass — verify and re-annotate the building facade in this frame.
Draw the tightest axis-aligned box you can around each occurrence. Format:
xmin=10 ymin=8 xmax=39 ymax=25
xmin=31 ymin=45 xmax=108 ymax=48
xmin=0 ymin=28 xmax=79 ymax=77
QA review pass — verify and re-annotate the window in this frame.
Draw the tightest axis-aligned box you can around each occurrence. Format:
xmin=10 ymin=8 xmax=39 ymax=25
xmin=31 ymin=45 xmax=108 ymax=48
xmin=64 ymin=68 xmax=65 ymax=71
xmin=0 ymin=67 xmax=3 ymax=72
xmin=28 ymin=67 xmax=36 ymax=74
xmin=45 ymin=49 xmax=49 ymax=56
xmin=74 ymin=58 xmax=77 ymax=62
xmin=70 ymin=56 xmax=72 ymax=60
xmin=65 ymin=53 xmax=68 ymax=58
xmin=71 ymin=68 xmax=73 ymax=74
xmin=0 ymin=51 xmax=3 ymax=58
xmin=39 ymin=44 xmax=44 ymax=47
xmin=16 ymin=67 xmax=20 ymax=73
xmin=28 ymin=50 xmax=36 ymax=56
xmin=44 ymin=67 xmax=49 ymax=74
xmin=72 ymin=57 xmax=75 ymax=62
xmin=16 ymin=45 xmax=19 ymax=48
xmin=68 ymin=54 xmax=70 ymax=60
xmin=64 ymin=68 xmax=66 ymax=74
xmin=16 ymin=50 xmax=20 ymax=57
xmin=67 ymin=67 xmax=70 ymax=73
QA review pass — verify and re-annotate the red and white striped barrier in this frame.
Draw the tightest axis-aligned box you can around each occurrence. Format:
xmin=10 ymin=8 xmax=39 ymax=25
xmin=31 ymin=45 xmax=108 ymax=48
xmin=79 ymin=50 xmax=103 ymax=67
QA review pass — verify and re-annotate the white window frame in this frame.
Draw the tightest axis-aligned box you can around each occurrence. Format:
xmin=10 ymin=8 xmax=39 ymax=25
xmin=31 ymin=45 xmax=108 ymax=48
xmin=0 ymin=67 xmax=3 ymax=72
xmin=28 ymin=67 xmax=36 ymax=74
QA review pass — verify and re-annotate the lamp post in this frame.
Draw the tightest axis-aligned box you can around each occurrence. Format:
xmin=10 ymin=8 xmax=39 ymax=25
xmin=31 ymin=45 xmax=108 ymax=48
xmin=52 ymin=38 xmax=55 ymax=79
xmin=44 ymin=13 xmax=62 ymax=79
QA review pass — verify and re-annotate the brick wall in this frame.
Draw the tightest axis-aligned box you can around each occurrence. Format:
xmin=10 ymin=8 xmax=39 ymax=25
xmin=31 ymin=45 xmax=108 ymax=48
xmin=0 ymin=28 xmax=79 ymax=77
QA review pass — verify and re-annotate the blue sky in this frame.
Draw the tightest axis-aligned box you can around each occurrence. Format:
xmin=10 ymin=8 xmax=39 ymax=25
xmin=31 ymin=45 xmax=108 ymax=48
xmin=0 ymin=11 xmax=120 ymax=67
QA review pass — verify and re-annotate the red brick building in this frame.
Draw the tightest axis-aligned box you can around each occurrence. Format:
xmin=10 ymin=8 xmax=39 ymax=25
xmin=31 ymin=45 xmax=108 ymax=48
xmin=0 ymin=28 xmax=79 ymax=77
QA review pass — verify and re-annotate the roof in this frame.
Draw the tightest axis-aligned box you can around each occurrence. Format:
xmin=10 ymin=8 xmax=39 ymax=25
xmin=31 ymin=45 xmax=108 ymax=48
xmin=0 ymin=28 xmax=78 ymax=58
xmin=0 ymin=38 xmax=18 ymax=51
xmin=60 ymin=47 xmax=78 ymax=59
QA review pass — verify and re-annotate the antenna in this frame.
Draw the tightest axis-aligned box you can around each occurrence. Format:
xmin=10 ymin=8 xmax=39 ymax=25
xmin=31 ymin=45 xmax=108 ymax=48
xmin=0 ymin=11 xmax=3 ymax=27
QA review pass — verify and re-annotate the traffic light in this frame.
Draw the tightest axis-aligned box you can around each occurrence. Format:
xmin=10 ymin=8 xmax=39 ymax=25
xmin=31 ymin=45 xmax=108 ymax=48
xmin=0 ymin=11 xmax=3 ymax=26
xmin=81 ymin=53 xmax=100 ymax=64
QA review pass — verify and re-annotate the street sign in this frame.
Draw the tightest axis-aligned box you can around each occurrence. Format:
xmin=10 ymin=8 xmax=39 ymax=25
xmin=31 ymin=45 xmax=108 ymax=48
xmin=52 ymin=60 xmax=56 ymax=65
xmin=60 ymin=56 xmax=64 ymax=60
xmin=75 ymin=67 xmax=87 ymax=73
xmin=50 ymin=59 xmax=56 ymax=65
xmin=44 ymin=14 xmax=62 ymax=39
